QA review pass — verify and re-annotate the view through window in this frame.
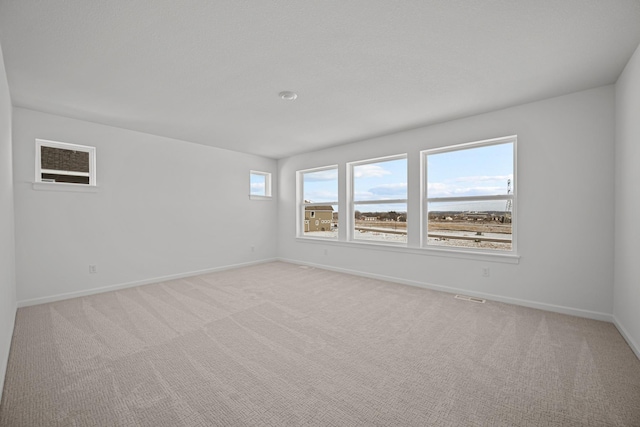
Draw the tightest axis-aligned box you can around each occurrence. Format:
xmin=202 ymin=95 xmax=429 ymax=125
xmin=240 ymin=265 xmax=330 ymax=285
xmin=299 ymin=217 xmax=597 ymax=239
xmin=295 ymin=136 xmax=516 ymax=255
xmin=250 ymin=171 xmax=271 ymax=197
xmin=300 ymin=167 xmax=338 ymax=238
xmin=424 ymin=137 xmax=515 ymax=251
xmin=351 ymin=156 xmax=407 ymax=244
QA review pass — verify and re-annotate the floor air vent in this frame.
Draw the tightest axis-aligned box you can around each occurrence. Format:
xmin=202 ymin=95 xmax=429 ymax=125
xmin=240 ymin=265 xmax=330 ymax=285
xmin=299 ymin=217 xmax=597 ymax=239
xmin=454 ymin=294 xmax=486 ymax=304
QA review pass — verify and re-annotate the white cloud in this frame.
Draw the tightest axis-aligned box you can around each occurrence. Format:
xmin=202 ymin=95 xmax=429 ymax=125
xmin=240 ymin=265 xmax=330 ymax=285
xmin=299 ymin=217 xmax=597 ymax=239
xmin=427 ymin=182 xmax=453 ymax=197
xmin=250 ymin=182 xmax=265 ymax=190
xmin=304 ymin=169 xmax=338 ymax=182
xmin=454 ymin=186 xmax=504 ymax=197
xmin=353 ymin=164 xmax=392 ymax=179
xmin=368 ymin=182 xmax=407 ymax=197
xmin=454 ymin=174 xmax=513 ymax=183
xmin=428 ymin=182 xmax=506 ymax=198
xmin=354 ymin=191 xmax=374 ymax=200
xmin=305 ymin=189 xmax=338 ymax=203
xmin=427 ymin=175 xmax=513 ymax=198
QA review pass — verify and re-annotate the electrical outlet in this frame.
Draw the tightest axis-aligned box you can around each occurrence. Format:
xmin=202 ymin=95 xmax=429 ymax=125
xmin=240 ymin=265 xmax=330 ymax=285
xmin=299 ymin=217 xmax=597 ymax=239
xmin=482 ymin=267 xmax=490 ymax=277
xmin=89 ymin=265 xmax=97 ymax=274
xmin=251 ymin=246 xmax=255 ymax=252
xmin=323 ymin=249 xmax=328 ymax=256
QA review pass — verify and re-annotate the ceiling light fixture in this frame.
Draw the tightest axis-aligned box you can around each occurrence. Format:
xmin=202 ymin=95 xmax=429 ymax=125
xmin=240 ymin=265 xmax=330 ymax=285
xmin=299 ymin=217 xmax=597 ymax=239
xmin=278 ymin=91 xmax=298 ymax=101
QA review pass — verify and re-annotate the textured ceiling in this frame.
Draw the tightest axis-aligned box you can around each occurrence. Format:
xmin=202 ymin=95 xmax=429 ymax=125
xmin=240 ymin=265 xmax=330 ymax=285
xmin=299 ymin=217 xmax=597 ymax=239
xmin=1 ymin=1 xmax=640 ymax=159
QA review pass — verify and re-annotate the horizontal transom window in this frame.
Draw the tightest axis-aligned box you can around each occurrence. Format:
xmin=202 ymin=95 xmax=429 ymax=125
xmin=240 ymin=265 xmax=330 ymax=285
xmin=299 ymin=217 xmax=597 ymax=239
xmin=35 ymin=139 xmax=96 ymax=186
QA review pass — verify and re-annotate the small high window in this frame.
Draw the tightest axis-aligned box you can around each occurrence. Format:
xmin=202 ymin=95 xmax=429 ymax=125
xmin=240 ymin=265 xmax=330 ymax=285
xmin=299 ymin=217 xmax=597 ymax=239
xmin=35 ymin=139 xmax=96 ymax=186
xmin=250 ymin=171 xmax=272 ymax=198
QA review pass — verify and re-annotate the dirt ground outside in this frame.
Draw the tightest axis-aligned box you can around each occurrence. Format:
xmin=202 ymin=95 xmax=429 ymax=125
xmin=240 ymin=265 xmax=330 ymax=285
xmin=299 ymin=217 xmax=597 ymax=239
xmin=304 ymin=219 xmax=512 ymax=250
xmin=354 ymin=220 xmax=406 ymax=230
xmin=428 ymin=220 xmax=511 ymax=235
xmin=428 ymin=219 xmax=512 ymax=250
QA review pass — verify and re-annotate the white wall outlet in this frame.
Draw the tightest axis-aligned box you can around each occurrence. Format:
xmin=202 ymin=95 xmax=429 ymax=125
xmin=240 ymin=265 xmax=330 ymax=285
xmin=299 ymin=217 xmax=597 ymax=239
xmin=323 ymin=249 xmax=328 ymax=256
xmin=251 ymin=245 xmax=255 ymax=252
xmin=89 ymin=265 xmax=97 ymax=274
xmin=482 ymin=267 xmax=490 ymax=277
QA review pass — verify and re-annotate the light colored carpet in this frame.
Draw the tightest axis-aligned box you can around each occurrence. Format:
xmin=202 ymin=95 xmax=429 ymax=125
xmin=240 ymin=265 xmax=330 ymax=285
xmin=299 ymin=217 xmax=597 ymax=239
xmin=1 ymin=261 xmax=639 ymax=426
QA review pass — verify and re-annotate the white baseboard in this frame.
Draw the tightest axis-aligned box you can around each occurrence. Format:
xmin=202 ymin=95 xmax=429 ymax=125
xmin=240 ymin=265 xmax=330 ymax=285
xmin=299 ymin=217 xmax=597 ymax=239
xmin=17 ymin=258 xmax=277 ymax=308
xmin=278 ymin=258 xmax=614 ymax=323
xmin=613 ymin=316 xmax=640 ymax=361
xmin=13 ymin=258 xmax=638 ymax=362
xmin=0 ymin=300 xmax=17 ymax=403
xmin=16 ymin=256 xmax=621 ymax=334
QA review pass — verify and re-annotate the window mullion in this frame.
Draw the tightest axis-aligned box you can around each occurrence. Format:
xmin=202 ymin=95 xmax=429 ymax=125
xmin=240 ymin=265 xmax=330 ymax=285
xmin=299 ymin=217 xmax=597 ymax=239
xmin=426 ymin=195 xmax=513 ymax=203
xmin=353 ymin=198 xmax=407 ymax=205
xmin=40 ymin=169 xmax=90 ymax=177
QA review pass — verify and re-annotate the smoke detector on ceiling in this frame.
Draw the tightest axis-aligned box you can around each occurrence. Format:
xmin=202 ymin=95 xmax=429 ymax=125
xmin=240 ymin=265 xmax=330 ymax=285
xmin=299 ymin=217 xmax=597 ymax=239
xmin=278 ymin=91 xmax=298 ymax=101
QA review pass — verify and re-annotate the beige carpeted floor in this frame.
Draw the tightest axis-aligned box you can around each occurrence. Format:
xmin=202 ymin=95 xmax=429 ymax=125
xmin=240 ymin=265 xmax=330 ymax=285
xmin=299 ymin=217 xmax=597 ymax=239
xmin=1 ymin=261 xmax=639 ymax=426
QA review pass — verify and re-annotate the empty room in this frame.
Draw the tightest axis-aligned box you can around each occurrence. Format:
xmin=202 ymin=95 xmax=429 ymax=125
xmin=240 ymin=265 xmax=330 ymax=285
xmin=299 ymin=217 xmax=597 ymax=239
xmin=1 ymin=1 xmax=640 ymax=426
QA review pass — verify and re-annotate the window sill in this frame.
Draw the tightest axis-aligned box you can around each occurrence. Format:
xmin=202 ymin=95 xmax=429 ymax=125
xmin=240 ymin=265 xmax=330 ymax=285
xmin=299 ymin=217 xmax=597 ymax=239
xmin=32 ymin=182 xmax=99 ymax=193
xmin=249 ymin=195 xmax=273 ymax=200
xmin=295 ymin=236 xmax=520 ymax=264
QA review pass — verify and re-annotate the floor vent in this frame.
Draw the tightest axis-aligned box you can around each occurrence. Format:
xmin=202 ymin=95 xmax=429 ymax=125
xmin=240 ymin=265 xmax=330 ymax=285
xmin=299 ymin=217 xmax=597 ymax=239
xmin=454 ymin=294 xmax=486 ymax=304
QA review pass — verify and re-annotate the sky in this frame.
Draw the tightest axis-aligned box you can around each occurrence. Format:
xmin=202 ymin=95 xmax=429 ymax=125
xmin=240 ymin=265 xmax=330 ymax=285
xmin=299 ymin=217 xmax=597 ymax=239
xmin=428 ymin=142 xmax=513 ymax=211
xmin=352 ymin=158 xmax=407 ymax=213
xmin=250 ymin=173 xmax=266 ymax=195
xmin=302 ymin=168 xmax=339 ymax=204
xmin=302 ymin=142 xmax=514 ymax=213
xmin=427 ymin=143 xmax=513 ymax=198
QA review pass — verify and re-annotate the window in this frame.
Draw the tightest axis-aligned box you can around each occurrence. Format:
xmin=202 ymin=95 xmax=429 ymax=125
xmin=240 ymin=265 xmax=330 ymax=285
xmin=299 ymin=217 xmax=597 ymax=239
xmin=348 ymin=155 xmax=407 ymax=244
xmin=298 ymin=166 xmax=338 ymax=238
xmin=250 ymin=171 xmax=272 ymax=198
xmin=35 ymin=139 xmax=96 ymax=185
xmin=422 ymin=136 xmax=516 ymax=252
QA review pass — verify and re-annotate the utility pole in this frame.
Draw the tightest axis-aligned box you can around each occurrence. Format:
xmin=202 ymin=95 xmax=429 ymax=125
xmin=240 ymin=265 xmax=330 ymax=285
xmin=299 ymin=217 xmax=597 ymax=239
xmin=505 ymin=179 xmax=512 ymax=212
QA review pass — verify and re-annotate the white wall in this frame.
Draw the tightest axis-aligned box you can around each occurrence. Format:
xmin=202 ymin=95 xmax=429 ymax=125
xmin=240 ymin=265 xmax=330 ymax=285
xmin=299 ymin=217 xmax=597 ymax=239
xmin=12 ymin=108 xmax=277 ymax=304
xmin=278 ymin=86 xmax=615 ymax=319
xmin=614 ymin=43 xmax=640 ymax=358
xmin=0 ymin=42 xmax=16 ymax=401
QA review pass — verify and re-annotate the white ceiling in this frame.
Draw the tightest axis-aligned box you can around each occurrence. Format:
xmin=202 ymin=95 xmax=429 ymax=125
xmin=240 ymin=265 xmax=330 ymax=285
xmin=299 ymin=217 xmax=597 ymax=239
xmin=1 ymin=1 xmax=639 ymax=159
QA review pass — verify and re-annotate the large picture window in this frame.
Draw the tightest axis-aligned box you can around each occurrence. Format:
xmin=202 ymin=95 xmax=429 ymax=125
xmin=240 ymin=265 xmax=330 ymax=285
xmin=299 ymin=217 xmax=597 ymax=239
xmin=294 ymin=138 xmax=517 ymax=261
xmin=422 ymin=136 xmax=516 ymax=252
xmin=348 ymin=155 xmax=407 ymax=244
xmin=297 ymin=166 xmax=338 ymax=239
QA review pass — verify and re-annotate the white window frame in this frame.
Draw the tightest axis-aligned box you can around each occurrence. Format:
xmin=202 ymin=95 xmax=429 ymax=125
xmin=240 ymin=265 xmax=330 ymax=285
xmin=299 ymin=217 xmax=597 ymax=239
xmin=35 ymin=139 xmax=96 ymax=187
xmin=297 ymin=165 xmax=338 ymax=239
xmin=347 ymin=154 xmax=408 ymax=246
xmin=249 ymin=170 xmax=272 ymax=199
xmin=421 ymin=135 xmax=517 ymax=254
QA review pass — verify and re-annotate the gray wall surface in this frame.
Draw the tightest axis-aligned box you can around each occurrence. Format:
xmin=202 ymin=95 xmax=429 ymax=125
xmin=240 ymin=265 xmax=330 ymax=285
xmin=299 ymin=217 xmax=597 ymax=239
xmin=614 ymin=42 xmax=640 ymax=358
xmin=12 ymin=108 xmax=278 ymax=304
xmin=3 ymin=43 xmax=639 ymax=384
xmin=278 ymin=86 xmax=616 ymax=320
xmin=0 ymin=42 xmax=16 ymax=401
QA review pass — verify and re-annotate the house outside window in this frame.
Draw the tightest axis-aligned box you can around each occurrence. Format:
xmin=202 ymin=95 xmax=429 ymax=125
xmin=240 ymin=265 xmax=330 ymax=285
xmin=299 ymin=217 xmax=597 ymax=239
xmin=297 ymin=166 xmax=338 ymax=239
